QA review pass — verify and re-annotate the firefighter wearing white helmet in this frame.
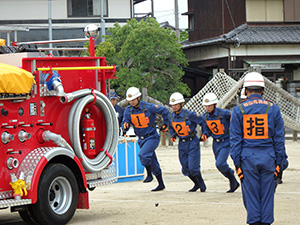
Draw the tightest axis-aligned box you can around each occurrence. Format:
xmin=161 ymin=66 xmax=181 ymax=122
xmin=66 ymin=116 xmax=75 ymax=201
xmin=122 ymin=87 xmax=169 ymax=191
xmin=201 ymin=93 xmax=239 ymax=193
xmin=168 ymin=92 xmax=206 ymax=192
xmin=126 ymin=87 xmax=141 ymax=101
xmin=230 ymin=72 xmax=287 ymax=224
xmin=244 ymin=71 xmax=265 ymax=88
xmin=169 ymin=92 xmax=185 ymax=105
xmin=202 ymin=92 xmax=218 ymax=106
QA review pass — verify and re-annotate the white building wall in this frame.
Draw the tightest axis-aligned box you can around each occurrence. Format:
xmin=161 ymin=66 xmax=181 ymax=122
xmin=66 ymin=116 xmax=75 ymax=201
xmin=109 ymin=0 xmax=132 ymax=18
xmin=0 ymin=0 xmax=131 ymax=21
xmin=185 ymin=44 xmax=300 ymax=63
xmin=231 ymin=45 xmax=300 ymax=57
xmin=0 ymin=0 xmax=66 ymax=20
xmin=184 ymin=46 xmax=229 ymax=62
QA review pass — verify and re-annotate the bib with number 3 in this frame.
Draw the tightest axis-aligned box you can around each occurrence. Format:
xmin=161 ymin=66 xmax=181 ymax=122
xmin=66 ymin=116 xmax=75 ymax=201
xmin=206 ymin=120 xmax=224 ymax=135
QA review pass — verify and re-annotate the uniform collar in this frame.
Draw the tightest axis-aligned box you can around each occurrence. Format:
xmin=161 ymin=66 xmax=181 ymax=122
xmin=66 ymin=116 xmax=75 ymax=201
xmin=132 ymin=100 xmax=144 ymax=110
xmin=207 ymin=107 xmax=219 ymax=117
xmin=248 ymin=94 xmax=262 ymax=100
xmin=174 ymin=108 xmax=186 ymax=117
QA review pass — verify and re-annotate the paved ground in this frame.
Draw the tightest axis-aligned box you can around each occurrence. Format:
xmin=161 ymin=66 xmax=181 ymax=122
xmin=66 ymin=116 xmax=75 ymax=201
xmin=0 ymin=139 xmax=299 ymax=225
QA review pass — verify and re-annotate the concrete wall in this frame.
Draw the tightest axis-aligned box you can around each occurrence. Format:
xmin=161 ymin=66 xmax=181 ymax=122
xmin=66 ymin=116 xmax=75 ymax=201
xmin=0 ymin=0 xmax=133 ymax=44
xmin=0 ymin=0 xmax=131 ymax=20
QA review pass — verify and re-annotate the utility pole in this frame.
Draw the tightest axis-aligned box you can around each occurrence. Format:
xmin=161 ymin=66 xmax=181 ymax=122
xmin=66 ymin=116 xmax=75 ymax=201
xmin=174 ymin=0 xmax=180 ymax=41
xmin=48 ymin=0 xmax=53 ymax=53
xmin=151 ymin=0 xmax=154 ymax=17
xmin=101 ymin=0 xmax=105 ymax=42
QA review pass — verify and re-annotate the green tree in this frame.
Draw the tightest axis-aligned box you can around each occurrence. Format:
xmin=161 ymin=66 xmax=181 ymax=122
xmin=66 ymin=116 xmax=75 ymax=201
xmin=96 ymin=18 xmax=190 ymax=104
xmin=95 ymin=42 xmax=116 ymax=62
xmin=180 ymin=29 xmax=189 ymax=42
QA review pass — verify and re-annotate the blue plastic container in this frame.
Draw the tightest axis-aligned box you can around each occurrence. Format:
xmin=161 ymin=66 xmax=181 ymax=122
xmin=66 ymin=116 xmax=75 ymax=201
xmin=114 ymin=138 xmax=144 ymax=182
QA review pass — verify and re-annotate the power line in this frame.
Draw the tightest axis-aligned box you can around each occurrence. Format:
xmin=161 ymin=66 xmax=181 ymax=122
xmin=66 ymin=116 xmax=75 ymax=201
xmin=224 ymin=0 xmax=236 ymax=29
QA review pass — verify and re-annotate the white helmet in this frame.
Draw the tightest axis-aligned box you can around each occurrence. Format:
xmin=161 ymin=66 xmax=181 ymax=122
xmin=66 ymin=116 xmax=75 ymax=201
xmin=126 ymin=87 xmax=141 ymax=101
xmin=84 ymin=24 xmax=99 ymax=38
xmin=240 ymin=87 xmax=247 ymax=99
xmin=169 ymin=92 xmax=185 ymax=105
xmin=244 ymin=72 xmax=265 ymax=88
xmin=202 ymin=93 xmax=218 ymax=106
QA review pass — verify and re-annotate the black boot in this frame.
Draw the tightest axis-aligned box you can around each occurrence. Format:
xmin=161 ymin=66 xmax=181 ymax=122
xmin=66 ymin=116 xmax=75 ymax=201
xmin=188 ymin=175 xmax=200 ymax=192
xmin=143 ymin=165 xmax=153 ymax=183
xmin=197 ymin=173 xmax=206 ymax=192
xmin=151 ymin=174 xmax=165 ymax=191
xmin=278 ymin=171 xmax=283 ymax=184
xmin=226 ymin=171 xmax=240 ymax=193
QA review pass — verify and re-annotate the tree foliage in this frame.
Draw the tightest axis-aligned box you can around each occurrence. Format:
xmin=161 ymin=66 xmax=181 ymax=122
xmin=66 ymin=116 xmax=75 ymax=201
xmin=180 ymin=29 xmax=189 ymax=42
xmin=95 ymin=18 xmax=190 ymax=104
xmin=95 ymin=41 xmax=116 ymax=62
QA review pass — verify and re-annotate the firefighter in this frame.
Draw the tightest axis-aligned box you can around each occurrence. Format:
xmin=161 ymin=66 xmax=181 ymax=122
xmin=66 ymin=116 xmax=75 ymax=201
xmin=230 ymin=72 xmax=286 ymax=225
xmin=201 ymin=93 xmax=239 ymax=193
xmin=122 ymin=87 xmax=169 ymax=191
xmin=107 ymin=91 xmax=124 ymax=131
xmin=168 ymin=92 xmax=206 ymax=192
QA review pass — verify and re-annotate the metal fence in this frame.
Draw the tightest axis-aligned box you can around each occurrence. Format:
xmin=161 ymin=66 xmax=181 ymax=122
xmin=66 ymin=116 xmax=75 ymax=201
xmin=184 ymin=72 xmax=300 ymax=132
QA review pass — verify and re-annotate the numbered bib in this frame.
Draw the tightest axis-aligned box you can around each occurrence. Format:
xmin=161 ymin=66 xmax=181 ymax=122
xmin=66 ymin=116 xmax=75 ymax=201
xmin=206 ymin=120 xmax=224 ymax=135
xmin=172 ymin=121 xmax=189 ymax=137
xmin=131 ymin=113 xmax=149 ymax=128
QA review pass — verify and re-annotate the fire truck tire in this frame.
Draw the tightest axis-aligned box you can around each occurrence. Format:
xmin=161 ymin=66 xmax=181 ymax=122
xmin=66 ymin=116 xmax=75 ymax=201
xmin=31 ymin=163 xmax=79 ymax=225
xmin=19 ymin=206 xmax=39 ymax=225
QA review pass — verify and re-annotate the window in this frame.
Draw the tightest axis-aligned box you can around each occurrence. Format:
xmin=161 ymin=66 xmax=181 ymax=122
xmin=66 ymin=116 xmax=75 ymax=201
xmin=68 ymin=0 xmax=108 ymax=17
xmin=189 ymin=15 xmax=194 ymax=31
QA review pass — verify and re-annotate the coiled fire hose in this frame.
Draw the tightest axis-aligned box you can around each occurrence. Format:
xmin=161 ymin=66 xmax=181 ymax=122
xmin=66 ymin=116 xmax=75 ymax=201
xmin=61 ymin=89 xmax=119 ymax=172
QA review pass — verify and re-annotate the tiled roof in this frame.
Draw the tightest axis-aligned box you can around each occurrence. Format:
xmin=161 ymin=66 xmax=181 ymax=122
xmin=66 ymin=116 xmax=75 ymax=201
xmin=182 ymin=24 xmax=300 ymax=49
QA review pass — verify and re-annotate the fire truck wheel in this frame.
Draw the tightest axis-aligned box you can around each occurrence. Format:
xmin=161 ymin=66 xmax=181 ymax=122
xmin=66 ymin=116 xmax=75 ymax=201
xmin=31 ymin=163 xmax=79 ymax=225
xmin=18 ymin=206 xmax=39 ymax=225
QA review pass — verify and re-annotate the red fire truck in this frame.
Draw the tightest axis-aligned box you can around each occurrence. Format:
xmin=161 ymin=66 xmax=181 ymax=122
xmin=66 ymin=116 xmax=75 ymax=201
xmin=0 ymin=34 xmax=119 ymax=225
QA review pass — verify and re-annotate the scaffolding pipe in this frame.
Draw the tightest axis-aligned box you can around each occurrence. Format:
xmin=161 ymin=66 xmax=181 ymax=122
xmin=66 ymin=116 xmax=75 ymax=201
xmin=36 ymin=66 xmax=114 ymax=71
xmin=217 ymin=77 xmax=244 ymax=108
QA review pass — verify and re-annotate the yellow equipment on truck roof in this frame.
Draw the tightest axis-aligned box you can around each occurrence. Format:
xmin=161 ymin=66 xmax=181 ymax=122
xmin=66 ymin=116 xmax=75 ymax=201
xmin=0 ymin=63 xmax=35 ymax=94
xmin=0 ymin=39 xmax=5 ymax=46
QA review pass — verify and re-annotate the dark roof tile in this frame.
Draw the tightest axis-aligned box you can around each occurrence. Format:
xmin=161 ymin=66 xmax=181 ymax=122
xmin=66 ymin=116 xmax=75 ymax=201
xmin=182 ymin=24 xmax=300 ymax=49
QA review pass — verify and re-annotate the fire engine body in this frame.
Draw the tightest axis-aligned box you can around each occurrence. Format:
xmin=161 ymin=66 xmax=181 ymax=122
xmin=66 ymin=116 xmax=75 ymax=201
xmin=0 ymin=38 xmax=118 ymax=225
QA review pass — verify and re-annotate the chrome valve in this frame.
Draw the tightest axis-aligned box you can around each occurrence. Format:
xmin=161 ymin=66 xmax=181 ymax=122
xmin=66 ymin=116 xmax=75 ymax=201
xmin=1 ymin=131 xmax=14 ymax=144
xmin=7 ymin=157 xmax=19 ymax=170
xmin=18 ymin=130 xmax=31 ymax=142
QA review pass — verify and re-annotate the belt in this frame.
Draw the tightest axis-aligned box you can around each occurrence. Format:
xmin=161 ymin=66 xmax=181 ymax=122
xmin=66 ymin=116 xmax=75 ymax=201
xmin=139 ymin=132 xmax=156 ymax=140
xmin=179 ymin=131 xmax=196 ymax=143
xmin=179 ymin=136 xmax=195 ymax=142
xmin=214 ymin=138 xmax=228 ymax=142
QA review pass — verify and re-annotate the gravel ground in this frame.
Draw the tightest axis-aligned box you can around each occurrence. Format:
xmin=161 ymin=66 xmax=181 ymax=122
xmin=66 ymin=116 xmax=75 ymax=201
xmin=0 ymin=139 xmax=299 ymax=225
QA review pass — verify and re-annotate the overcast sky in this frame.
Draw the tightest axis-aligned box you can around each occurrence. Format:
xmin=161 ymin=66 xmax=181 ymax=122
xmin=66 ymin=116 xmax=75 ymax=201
xmin=134 ymin=0 xmax=188 ymax=29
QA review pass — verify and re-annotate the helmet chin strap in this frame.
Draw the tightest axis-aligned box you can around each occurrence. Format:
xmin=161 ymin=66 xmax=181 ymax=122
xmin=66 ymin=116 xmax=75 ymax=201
xmin=133 ymin=98 xmax=140 ymax=108
xmin=209 ymin=105 xmax=216 ymax=115
xmin=175 ymin=104 xmax=183 ymax=114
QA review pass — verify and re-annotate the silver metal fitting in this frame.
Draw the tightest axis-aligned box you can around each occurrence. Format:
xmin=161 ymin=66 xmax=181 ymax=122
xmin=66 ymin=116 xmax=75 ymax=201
xmin=1 ymin=131 xmax=14 ymax=144
xmin=18 ymin=130 xmax=31 ymax=142
xmin=52 ymin=80 xmax=65 ymax=96
xmin=7 ymin=157 xmax=19 ymax=170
